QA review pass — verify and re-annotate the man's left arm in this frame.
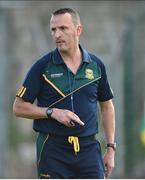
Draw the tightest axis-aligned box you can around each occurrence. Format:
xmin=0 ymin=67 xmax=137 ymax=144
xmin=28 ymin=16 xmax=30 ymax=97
xmin=99 ymin=99 xmax=115 ymax=178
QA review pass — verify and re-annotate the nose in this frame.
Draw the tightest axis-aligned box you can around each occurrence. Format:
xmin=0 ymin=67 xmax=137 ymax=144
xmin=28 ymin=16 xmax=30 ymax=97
xmin=53 ymin=29 xmax=61 ymax=39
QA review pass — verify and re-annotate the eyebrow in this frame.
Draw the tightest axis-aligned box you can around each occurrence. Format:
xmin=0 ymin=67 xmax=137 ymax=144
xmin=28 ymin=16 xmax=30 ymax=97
xmin=51 ymin=25 xmax=69 ymax=31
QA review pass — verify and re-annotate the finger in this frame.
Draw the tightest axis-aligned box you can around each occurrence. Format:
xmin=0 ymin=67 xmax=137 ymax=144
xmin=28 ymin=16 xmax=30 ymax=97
xmin=73 ymin=118 xmax=84 ymax=126
xmin=71 ymin=114 xmax=85 ymax=126
xmin=65 ymin=120 xmax=75 ymax=127
xmin=66 ymin=121 xmax=73 ymax=127
xmin=70 ymin=120 xmax=75 ymax=126
xmin=105 ymin=166 xmax=113 ymax=178
xmin=105 ymin=169 xmax=110 ymax=178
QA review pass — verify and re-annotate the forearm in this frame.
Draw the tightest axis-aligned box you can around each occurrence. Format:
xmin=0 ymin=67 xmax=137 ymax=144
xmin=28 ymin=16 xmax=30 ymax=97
xmin=13 ymin=97 xmax=47 ymax=119
xmin=100 ymin=100 xmax=115 ymax=143
xmin=103 ymin=111 xmax=115 ymax=144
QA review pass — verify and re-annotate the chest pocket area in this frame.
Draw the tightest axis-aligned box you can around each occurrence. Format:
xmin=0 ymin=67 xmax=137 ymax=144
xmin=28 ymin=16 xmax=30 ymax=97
xmin=42 ymin=73 xmax=67 ymax=98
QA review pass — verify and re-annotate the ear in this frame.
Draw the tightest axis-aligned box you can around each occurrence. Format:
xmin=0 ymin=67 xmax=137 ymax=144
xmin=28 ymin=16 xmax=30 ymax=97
xmin=76 ymin=25 xmax=83 ymax=36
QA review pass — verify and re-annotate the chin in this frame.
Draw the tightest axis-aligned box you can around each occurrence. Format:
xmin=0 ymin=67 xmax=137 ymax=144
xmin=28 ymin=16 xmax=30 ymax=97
xmin=57 ymin=47 xmax=68 ymax=53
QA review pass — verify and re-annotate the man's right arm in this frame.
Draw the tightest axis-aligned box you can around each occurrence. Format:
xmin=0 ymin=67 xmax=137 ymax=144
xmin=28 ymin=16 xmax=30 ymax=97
xmin=13 ymin=97 xmax=84 ymax=127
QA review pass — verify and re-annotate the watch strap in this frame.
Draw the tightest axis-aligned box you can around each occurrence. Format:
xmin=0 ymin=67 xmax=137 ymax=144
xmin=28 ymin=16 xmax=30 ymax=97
xmin=105 ymin=143 xmax=116 ymax=151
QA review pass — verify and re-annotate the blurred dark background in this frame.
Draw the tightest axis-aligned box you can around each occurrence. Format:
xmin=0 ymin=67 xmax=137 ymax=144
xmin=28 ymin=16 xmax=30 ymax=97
xmin=0 ymin=1 xmax=145 ymax=178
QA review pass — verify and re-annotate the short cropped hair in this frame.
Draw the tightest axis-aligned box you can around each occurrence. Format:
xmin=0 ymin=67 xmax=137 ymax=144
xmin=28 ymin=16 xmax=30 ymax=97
xmin=52 ymin=8 xmax=81 ymax=26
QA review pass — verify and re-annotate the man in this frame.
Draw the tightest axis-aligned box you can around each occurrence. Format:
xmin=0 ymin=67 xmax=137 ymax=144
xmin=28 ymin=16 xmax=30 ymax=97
xmin=13 ymin=8 xmax=116 ymax=179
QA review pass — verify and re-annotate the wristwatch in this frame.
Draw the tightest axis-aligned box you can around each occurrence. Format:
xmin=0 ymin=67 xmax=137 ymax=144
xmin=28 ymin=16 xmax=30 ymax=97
xmin=46 ymin=108 xmax=53 ymax=118
xmin=105 ymin=143 xmax=116 ymax=151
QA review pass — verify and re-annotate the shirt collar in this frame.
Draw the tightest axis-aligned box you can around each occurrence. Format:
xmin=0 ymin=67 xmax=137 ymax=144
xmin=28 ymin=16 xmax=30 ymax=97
xmin=52 ymin=45 xmax=92 ymax=64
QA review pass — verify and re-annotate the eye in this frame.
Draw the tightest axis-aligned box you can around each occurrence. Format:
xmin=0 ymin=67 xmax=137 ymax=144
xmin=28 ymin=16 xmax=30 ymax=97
xmin=51 ymin=27 xmax=56 ymax=33
xmin=60 ymin=26 xmax=67 ymax=31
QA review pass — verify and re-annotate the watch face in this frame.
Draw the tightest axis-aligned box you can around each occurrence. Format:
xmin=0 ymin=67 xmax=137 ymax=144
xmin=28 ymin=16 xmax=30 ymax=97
xmin=47 ymin=108 xmax=53 ymax=117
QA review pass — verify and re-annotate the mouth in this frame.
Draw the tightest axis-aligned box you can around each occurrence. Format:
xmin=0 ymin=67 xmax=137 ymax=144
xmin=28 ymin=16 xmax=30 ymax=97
xmin=56 ymin=40 xmax=65 ymax=45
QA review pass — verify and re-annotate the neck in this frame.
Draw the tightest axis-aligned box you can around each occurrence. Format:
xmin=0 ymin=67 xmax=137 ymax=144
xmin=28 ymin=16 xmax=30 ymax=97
xmin=59 ymin=45 xmax=82 ymax=74
xmin=60 ymin=45 xmax=81 ymax=63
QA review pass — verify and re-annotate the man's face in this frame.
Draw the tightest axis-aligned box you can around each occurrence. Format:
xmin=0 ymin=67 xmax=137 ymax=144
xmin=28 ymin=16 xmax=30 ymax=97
xmin=50 ymin=13 xmax=82 ymax=52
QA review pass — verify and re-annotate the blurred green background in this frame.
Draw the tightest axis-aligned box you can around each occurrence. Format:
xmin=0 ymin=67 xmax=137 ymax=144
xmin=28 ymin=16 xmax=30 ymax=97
xmin=0 ymin=1 xmax=145 ymax=178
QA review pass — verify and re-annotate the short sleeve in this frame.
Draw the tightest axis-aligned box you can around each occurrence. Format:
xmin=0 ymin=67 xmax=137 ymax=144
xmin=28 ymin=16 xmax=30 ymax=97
xmin=16 ymin=60 xmax=44 ymax=103
xmin=97 ymin=62 xmax=114 ymax=101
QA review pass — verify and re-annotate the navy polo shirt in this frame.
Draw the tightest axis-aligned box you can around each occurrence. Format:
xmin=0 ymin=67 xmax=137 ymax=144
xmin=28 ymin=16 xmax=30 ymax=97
xmin=16 ymin=46 xmax=113 ymax=136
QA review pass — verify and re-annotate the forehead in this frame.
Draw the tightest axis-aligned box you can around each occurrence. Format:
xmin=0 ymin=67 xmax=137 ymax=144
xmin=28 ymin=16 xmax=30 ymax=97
xmin=50 ymin=13 xmax=74 ymax=27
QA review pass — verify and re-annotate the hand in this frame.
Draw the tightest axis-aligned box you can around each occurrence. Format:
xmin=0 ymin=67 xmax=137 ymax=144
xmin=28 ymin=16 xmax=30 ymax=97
xmin=51 ymin=108 xmax=85 ymax=127
xmin=103 ymin=148 xmax=115 ymax=178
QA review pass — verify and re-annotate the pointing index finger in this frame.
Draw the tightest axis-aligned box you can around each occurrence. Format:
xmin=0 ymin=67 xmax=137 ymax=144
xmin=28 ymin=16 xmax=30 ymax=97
xmin=72 ymin=114 xmax=85 ymax=126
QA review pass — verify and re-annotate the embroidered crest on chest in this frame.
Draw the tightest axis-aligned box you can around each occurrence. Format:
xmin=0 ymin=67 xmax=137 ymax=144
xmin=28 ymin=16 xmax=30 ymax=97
xmin=85 ymin=69 xmax=94 ymax=80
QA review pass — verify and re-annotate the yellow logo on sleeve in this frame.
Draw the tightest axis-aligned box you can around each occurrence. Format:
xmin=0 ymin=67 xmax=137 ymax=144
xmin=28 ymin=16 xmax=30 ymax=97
xmin=85 ymin=69 xmax=94 ymax=80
